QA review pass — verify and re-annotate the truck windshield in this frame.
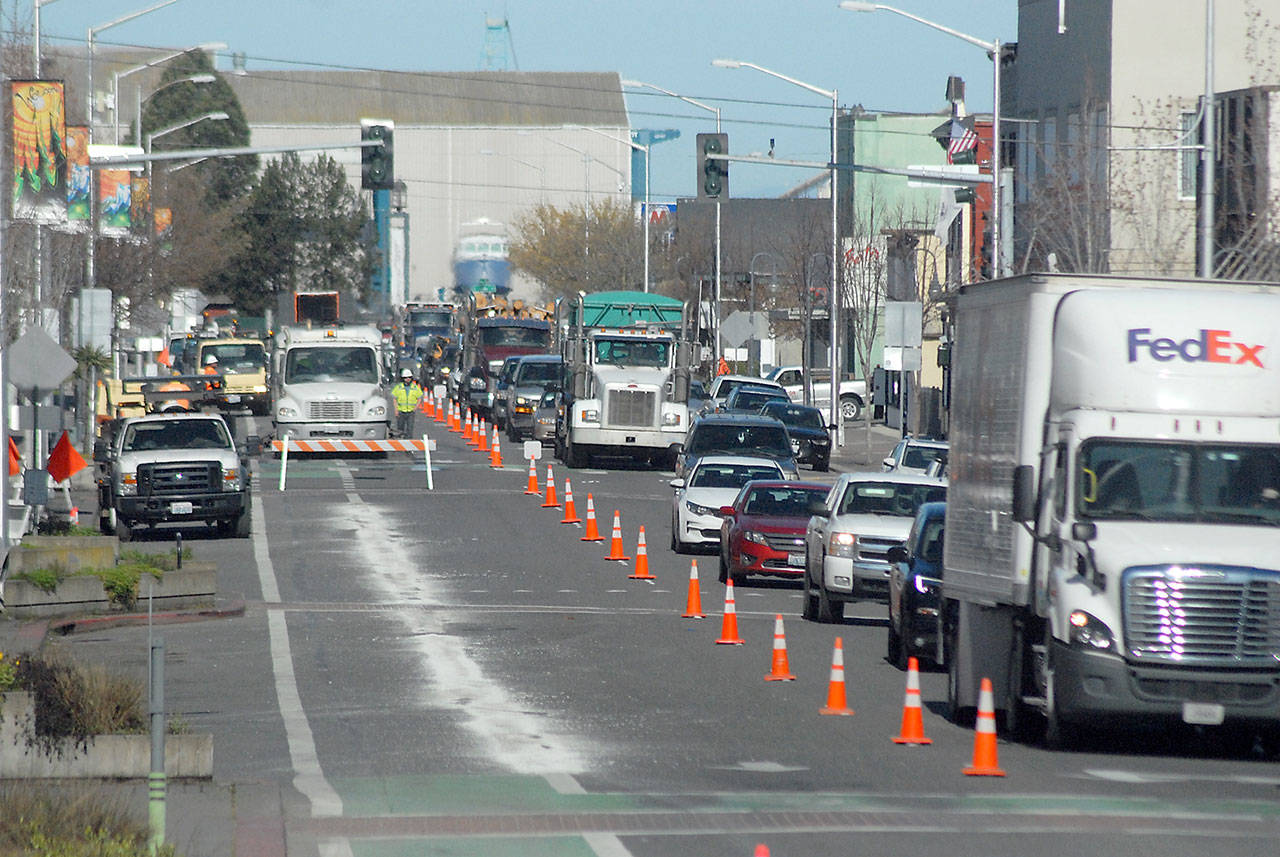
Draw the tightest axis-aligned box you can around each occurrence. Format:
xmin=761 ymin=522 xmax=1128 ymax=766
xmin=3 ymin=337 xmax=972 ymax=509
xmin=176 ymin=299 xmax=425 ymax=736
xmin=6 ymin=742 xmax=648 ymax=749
xmin=408 ymin=310 xmax=452 ymax=329
xmin=201 ymin=343 xmax=265 ymax=374
xmin=1078 ymin=441 xmax=1280 ymax=525
xmin=285 ymin=347 xmax=378 ymax=384
xmin=594 ymin=338 xmax=669 ymax=367
xmin=122 ymin=419 xmax=231 ymax=452
xmin=480 ymin=326 xmax=549 ymax=347
xmin=838 ymin=481 xmax=947 ymax=517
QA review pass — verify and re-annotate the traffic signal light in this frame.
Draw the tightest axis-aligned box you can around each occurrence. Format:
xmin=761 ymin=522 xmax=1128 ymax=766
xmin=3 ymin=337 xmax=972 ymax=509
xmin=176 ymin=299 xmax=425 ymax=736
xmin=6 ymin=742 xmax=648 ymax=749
xmin=696 ymin=132 xmax=728 ymax=200
xmin=361 ymin=119 xmax=394 ymax=191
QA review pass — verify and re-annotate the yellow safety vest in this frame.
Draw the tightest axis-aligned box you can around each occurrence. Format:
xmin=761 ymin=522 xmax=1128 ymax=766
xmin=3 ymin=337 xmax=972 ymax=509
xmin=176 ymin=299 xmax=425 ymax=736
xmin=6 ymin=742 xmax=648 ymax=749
xmin=392 ymin=382 xmax=423 ymax=413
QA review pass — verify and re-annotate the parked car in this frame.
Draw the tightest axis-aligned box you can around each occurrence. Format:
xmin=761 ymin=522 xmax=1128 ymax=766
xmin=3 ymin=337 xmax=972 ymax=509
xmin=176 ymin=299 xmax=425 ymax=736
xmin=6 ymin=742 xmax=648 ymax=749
xmin=759 ymin=401 xmax=831 ymax=471
xmin=886 ymin=501 xmax=946 ymax=670
xmin=718 ymin=480 xmax=832 ymax=585
xmin=675 ymin=413 xmax=799 ymax=481
xmin=803 ymin=471 xmax=947 ymax=622
xmin=531 ymin=388 xmax=561 ymax=446
xmin=505 ymin=354 xmax=564 ymax=441
xmin=702 ymin=373 xmax=788 ymax=414
xmin=882 ymin=436 xmax=949 ymax=475
xmin=670 ymin=455 xmax=786 ymax=553
xmin=719 ymin=384 xmax=790 ymax=414
xmin=490 ymin=356 xmax=523 ymax=430
xmin=765 ymin=365 xmax=867 ymax=422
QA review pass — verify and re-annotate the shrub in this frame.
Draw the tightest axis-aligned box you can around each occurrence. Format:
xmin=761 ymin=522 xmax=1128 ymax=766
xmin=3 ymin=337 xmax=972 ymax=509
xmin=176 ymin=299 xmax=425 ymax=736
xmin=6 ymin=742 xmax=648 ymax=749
xmin=12 ymin=564 xmax=66 ymax=593
xmin=13 ymin=656 xmax=145 ymax=755
xmin=119 ymin=547 xmax=189 ymax=572
xmin=0 ymin=784 xmax=178 ymax=856
xmin=0 ymin=652 xmax=18 ymax=692
xmin=89 ymin=562 xmax=163 ymax=609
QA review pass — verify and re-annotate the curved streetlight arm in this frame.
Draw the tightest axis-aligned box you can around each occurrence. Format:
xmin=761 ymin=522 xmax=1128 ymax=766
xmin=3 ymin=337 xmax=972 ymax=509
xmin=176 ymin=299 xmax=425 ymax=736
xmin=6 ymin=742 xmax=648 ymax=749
xmin=713 ymin=58 xmax=835 ymax=100
xmin=114 ymin=42 xmax=226 ymax=143
xmin=621 ymin=79 xmax=721 ymax=131
xmin=88 ymin=0 xmax=183 ymax=124
xmin=839 ymin=2 xmax=995 ymax=53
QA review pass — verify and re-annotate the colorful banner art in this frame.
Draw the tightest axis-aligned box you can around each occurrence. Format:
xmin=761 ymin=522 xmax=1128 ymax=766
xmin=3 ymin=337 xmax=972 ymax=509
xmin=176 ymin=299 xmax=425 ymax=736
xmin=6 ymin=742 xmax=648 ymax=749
xmin=154 ymin=207 xmax=174 ymax=253
xmin=131 ymin=176 xmax=151 ymax=234
xmin=98 ymin=169 xmax=132 ymax=236
xmin=12 ymin=80 xmax=67 ymax=223
xmin=65 ymin=125 xmax=90 ymax=229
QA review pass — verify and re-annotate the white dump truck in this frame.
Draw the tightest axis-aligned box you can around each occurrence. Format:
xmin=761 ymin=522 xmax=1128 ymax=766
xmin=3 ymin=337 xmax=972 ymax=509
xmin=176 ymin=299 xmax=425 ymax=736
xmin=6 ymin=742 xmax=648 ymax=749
xmin=943 ymin=273 xmax=1280 ymax=745
xmin=271 ymin=324 xmax=391 ymax=441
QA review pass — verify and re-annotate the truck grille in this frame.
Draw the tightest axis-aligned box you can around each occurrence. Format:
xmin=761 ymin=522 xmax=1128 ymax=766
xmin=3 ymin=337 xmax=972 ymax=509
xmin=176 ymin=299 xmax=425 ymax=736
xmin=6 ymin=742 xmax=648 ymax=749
xmin=138 ymin=462 xmax=219 ymax=496
xmin=308 ymin=400 xmax=356 ymax=420
xmin=1123 ymin=566 xmax=1280 ymax=665
xmin=606 ymin=388 xmax=656 ymax=428
xmin=857 ymin=536 xmax=903 ymax=568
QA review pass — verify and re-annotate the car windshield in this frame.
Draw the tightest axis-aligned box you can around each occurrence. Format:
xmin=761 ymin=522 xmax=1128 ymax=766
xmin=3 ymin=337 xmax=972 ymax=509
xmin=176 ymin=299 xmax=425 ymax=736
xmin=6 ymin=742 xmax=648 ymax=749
xmin=122 ymin=419 xmax=231 ymax=452
xmin=285 ymin=346 xmax=378 ymax=384
xmin=743 ymin=486 xmax=828 ymax=517
xmin=1078 ymin=440 xmax=1280 ymax=525
xmin=838 ymin=481 xmax=947 ymax=517
xmin=516 ymin=362 xmax=561 ymax=384
xmin=594 ymin=338 xmax=670 ymax=367
xmin=201 ymin=343 xmax=265 ymax=374
xmin=687 ymin=424 xmax=791 ymax=458
xmin=691 ymin=462 xmax=781 ymax=489
xmin=763 ymin=404 xmax=824 ymax=429
xmin=903 ymin=445 xmax=948 ymax=470
xmin=727 ymin=388 xmax=787 ymax=410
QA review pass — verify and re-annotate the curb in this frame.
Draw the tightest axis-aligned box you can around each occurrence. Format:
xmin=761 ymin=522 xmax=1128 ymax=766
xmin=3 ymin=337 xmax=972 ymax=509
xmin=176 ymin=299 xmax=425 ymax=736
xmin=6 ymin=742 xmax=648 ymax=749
xmin=47 ymin=597 xmax=248 ymax=637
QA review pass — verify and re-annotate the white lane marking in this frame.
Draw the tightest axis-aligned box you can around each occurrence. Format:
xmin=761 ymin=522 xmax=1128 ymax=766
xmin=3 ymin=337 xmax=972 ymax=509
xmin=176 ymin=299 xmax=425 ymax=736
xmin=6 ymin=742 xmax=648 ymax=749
xmin=253 ymin=467 xmax=348 ymax=848
xmin=583 ymin=833 xmax=634 ymax=857
xmin=340 ymin=482 xmax=590 ymax=775
xmin=1084 ymin=769 xmax=1280 ymax=786
xmin=544 ymin=773 xmax=586 ymax=794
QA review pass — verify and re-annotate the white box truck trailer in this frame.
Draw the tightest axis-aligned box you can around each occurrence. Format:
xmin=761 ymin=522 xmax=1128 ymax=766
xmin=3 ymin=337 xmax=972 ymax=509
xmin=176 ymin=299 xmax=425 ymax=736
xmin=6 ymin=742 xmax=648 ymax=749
xmin=943 ymin=274 xmax=1280 ymax=745
xmin=271 ymin=324 xmax=391 ymax=441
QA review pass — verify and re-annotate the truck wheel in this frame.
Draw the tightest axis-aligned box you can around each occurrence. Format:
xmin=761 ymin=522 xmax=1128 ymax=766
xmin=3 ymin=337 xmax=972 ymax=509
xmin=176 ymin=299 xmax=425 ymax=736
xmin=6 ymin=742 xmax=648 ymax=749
xmin=840 ymin=396 xmax=863 ymax=422
xmin=801 ymin=572 xmax=819 ymax=621
xmin=99 ymin=505 xmax=116 ymax=535
xmin=945 ymin=628 xmax=976 ymax=727
xmin=718 ymin=548 xmax=729 ymax=584
xmin=565 ymin=437 xmax=585 ymax=469
xmin=234 ymin=505 xmax=251 ymax=539
xmin=1042 ymin=640 xmax=1079 ymax=749
xmin=816 ymin=585 xmax=844 ymax=623
xmin=886 ymin=620 xmax=904 ymax=669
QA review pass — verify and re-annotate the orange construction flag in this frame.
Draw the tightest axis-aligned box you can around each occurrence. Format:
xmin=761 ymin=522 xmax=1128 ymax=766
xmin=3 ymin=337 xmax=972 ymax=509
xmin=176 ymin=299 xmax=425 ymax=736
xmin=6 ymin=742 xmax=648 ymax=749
xmin=156 ymin=346 xmax=172 ymax=368
xmin=46 ymin=431 xmax=88 ymax=484
xmin=7 ymin=437 xmax=20 ymax=477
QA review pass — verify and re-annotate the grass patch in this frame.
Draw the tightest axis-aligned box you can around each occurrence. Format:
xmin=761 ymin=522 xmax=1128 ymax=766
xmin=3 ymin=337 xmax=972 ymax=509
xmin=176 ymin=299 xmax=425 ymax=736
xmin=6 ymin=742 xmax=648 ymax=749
xmin=87 ymin=562 xmax=163 ymax=609
xmin=13 ymin=655 xmax=146 ymax=755
xmin=119 ymin=546 xmax=190 ymax=572
xmin=0 ymin=784 xmax=178 ymax=856
xmin=10 ymin=564 xmax=67 ymax=594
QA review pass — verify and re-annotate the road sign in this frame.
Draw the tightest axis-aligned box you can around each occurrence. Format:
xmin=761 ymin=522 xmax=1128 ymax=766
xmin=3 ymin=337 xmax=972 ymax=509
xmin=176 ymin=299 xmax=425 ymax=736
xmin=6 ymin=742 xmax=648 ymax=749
xmin=8 ymin=326 xmax=77 ymax=391
xmin=719 ymin=311 xmax=770 ymax=348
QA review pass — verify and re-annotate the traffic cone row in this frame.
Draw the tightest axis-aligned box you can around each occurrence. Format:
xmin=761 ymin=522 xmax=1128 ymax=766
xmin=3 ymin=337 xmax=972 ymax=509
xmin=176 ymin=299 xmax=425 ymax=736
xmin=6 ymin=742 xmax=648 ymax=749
xmin=541 ymin=464 xmax=560 ymax=508
xmin=560 ymin=479 xmax=581 ymax=524
xmin=604 ymin=511 xmax=629 ymax=561
xmin=476 ymin=419 xmax=489 ymax=452
xmin=524 ymin=458 xmax=539 ymax=495
xmin=715 ymin=580 xmax=744 ymax=645
xmin=489 ymin=431 xmax=503 ymax=468
xmin=580 ymin=495 xmax=603 ymax=541
xmin=628 ymin=526 xmax=654 ymax=579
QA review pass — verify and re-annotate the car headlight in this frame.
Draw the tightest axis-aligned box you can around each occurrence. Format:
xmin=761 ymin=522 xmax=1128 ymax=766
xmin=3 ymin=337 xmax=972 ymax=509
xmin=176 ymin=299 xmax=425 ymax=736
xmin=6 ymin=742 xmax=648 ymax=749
xmin=686 ymin=500 xmax=720 ymax=517
xmin=743 ymin=530 xmax=769 ymax=545
xmin=277 ymin=405 xmax=298 ymax=418
xmin=119 ymin=472 xmax=138 ymax=496
xmin=1067 ymin=610 xmax=1116 ymax=652
xmin=662 ymin=411 xmax=682 ymax=427
xmin=469 ymin=377 xmax=487 ymax=390
xmin=790 ymin=439 xmax=801 ymax=452
xmin=828 ymin=531 xmax=857 ymax=558
xmin=367 ymin=404 xmax=387 ymax=417
xmin=538 ymin=416 xmax=555 ymax=426
xmin=251 ymin=385 xmax=268 ymax=393
xmin=223 ymin=467 xmax=242 ymax=491
xmin=581 ymin=409 xmax=599 ymax=423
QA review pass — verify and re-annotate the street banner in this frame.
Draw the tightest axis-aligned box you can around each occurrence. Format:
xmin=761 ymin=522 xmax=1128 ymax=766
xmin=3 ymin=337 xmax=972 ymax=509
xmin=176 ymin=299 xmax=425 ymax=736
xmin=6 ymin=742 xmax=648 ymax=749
xmin=131 ymin=176 xmax=151 ymax=234
xmin=65 ymin=125 xmax=90 ymax=229
xmin=155 ymin=207 xmax=173 ymax=252
xmin=11 ymin=80 xmax=67 ymax=223
xmin=98 ymin=168 xmax=132 ymax=235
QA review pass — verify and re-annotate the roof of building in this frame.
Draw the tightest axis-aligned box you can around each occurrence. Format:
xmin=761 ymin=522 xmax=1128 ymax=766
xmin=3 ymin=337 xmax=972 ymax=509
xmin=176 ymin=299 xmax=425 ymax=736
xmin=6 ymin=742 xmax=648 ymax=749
xmin=223 ymin=70 xmax=628 ymax=127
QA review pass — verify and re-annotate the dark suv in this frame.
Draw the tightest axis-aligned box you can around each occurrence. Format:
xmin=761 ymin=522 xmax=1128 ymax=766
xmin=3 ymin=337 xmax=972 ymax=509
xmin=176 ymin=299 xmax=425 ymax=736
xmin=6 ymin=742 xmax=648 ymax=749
xmin=675 ymin=413 xmax=799 ymax=480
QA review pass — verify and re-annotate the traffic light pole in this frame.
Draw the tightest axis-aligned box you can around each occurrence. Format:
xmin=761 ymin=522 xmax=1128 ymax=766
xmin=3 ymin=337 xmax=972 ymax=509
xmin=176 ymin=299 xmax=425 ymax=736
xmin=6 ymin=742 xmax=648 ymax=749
xmin=372 ymin=188 xmax=390 ymax=314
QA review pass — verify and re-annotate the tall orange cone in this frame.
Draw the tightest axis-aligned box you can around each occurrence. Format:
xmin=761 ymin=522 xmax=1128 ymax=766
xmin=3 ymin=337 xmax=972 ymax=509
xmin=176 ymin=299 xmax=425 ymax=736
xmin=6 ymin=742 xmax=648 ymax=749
xmin=462 ymin=410 xmax=475 ymax=441
xmin=715 ymin=579 xmax=744 ymax=645
xmin=541 ymin=464 xmax=560 ymax=508
xmin=434 ymin=398 xmax=446 ymax=424
xmin=524 ymin=458 xmax=540 ymax=495
xmin=681 ymin=559 xmax=705 ymax=618
xmin=892 ymin=657 xmax=933 ymax=745
xmin=604 ymin=511 xmax=630 ymax=561
xmin=819 ymin=637 xmax=854 ymax=715
xmin=764 ymin=614 xmax=796 ymax=681
xmin=560 ymin=478 xmax=581 ymax=524
xmin=489 ymin=432 xmax=504 ymax=468
xmin=419 ymin=392 xmax=431 ymax=415
xmin=629 ymin=526 xmax=655 ymax=579
xmin=476 ymin=418 xmax=489 ymax=451
xmin=754 ymin=845 xmax=770 ymax=857
xmin=580 ymin=494 xmax=604 ymax=542
xmin=963 ymin=677 xmax=1006 ymax=776
xmin=448 ymin=402 xmax=460 ymax=432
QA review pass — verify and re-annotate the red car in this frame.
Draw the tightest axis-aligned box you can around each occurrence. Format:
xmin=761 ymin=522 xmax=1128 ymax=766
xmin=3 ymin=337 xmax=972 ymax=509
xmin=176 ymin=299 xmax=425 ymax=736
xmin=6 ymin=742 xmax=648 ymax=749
xmin=718 ymin=480 xmax=832 ymax=585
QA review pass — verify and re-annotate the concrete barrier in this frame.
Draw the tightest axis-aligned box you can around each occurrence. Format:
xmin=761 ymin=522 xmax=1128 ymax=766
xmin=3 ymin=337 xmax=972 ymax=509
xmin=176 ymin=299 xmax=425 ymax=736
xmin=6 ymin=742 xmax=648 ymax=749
xmin=3 ymin=563 xmax=217 ymax=618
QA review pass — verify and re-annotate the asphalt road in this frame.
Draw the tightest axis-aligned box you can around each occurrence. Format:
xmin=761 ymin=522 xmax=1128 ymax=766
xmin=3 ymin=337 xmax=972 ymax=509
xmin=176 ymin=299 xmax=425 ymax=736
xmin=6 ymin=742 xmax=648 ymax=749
xmin=40 ymin=416 xmax=1280 ymax=857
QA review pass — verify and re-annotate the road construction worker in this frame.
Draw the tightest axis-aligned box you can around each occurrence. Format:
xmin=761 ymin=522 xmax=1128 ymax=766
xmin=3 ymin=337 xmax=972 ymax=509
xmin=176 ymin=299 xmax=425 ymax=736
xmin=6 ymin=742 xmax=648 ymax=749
xmin=391 ymin=368 xmax=423 ymax=437
xmin=154 ymin=372 xmax=192 ymax=413
xmin=202 ymin=353 xmax=220 ymax=375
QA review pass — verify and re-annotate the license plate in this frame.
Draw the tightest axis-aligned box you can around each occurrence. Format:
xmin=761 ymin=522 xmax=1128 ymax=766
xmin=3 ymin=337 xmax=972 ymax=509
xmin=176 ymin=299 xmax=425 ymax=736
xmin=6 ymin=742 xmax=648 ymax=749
xmin=170 ymin=501 xmax=193 ymax=515
xmin=787 ymin=552 xmax=805 ymax=567
xmin=225 ymin=394 xmax=241 ymax=403
xmin=1182 ymin=701 xmax=1225 ymax=725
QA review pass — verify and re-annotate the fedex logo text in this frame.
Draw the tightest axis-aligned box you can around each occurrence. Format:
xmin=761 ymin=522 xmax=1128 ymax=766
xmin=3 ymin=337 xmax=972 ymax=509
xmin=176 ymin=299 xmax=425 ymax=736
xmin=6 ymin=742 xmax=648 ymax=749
xmin=1127 ymin=328 xmax=1265 ymax=367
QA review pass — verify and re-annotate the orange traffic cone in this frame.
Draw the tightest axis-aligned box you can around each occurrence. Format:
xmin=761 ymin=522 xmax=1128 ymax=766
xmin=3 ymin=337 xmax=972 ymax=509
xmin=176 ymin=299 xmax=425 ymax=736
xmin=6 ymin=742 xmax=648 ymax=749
xmin=419 ymin=392 xmax=431 ymax=415
xmin=754 ymin=846 xmax=770 ymax=857
xmin=819 ymin=637 xmax=854 ymax=715
xmin=489 ymin=432 xmax=503 ymax=468
xmin=715 ymin=579 xmax=744 ymax=645
xmin=764 ymin=614 xmax=796 ymax=681
xmin=524 ymin=458 xmax=539 ymax=495
xmin=560 ymin=478 xmax=581 ymax=524
xmin=448 ymin=402 xmax=460 ymax=432
xmin=541 ymin=464 xmax=560 ymax=508
xmin=604 ymin=511 xmax=630 ymax=561
xmin=963 ymin=677 xmax=1006 ymax=776
xmin=476 ymin=419 xmax=489 ymax=452
xmin=462 ymin=410 xmax=475 ymax=442
xmin=681 ymin=559 xmax=705 ymax=619
xmin=629 ymin=526 xmax=655 ymax=579
xmin=892 ymin=657 xmax=933 ymax=745
xmin=580 ymin=494 xmax=604 ymax=542
xmin=434 ymin=398 xmax=446 ymax=424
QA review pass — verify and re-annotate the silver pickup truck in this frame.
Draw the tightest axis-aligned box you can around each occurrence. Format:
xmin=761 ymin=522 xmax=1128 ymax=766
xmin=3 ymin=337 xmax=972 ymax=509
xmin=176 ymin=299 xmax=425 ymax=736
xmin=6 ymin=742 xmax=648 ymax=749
xmin=95 ymin=413 xmax=250 ymax=542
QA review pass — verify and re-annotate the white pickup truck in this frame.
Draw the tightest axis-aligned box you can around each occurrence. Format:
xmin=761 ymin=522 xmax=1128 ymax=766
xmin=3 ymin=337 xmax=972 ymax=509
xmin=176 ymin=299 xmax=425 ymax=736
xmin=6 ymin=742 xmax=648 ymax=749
xmin=764 ymin=366 xmax=867 ymax=422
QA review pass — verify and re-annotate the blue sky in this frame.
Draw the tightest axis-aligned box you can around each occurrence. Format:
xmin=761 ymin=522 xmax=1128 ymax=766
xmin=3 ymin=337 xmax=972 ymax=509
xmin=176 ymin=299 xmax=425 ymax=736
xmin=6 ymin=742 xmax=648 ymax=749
xmin=35 ymin=0 xmax=1015 ymax=200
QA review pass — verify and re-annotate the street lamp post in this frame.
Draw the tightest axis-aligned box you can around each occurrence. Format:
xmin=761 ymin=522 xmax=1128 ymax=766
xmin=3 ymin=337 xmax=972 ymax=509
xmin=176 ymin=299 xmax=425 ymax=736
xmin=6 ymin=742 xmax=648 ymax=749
xmin=113 ymin=42 xmax=226 ymax=144
xmin=840 ymin=1 xmax=1004 ymax=277
xmin=145 ymin=111 xmax=229 ymax=183
xmin=575 ymin=125 xmax=651 ymax=293
xmin=713 ymin=58 xmax=840 ymax=438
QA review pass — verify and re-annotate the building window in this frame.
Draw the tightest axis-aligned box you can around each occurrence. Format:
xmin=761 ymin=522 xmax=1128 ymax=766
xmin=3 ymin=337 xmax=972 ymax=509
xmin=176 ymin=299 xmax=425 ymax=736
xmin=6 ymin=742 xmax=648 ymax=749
xmin=1179 ymin=110 xmax=1198 ymax=200
xmin=1042 ymin=113 xmax=1057 ymax=173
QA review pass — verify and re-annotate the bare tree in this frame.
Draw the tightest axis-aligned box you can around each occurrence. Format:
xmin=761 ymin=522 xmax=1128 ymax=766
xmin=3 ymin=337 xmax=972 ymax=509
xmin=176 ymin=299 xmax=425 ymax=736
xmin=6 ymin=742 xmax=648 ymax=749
xmin=509 ymin=197 xmax=643 ymax=301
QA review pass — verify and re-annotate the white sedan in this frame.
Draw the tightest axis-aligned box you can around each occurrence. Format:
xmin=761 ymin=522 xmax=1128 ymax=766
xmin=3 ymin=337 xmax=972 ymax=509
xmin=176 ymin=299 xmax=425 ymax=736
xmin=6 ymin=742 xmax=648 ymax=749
xmin=670 ymin=455 xmax=786 ymax=553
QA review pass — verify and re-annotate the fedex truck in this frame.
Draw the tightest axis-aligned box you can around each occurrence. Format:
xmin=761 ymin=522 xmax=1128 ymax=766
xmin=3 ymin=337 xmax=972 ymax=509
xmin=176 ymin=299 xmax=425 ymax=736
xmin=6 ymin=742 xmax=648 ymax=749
xmin=943 ymin=274 xmax=1280 ymax=745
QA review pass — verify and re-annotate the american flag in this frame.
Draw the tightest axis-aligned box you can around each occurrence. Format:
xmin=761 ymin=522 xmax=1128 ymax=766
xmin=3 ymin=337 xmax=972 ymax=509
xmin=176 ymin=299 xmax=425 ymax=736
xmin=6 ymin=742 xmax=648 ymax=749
xmin=946 ymin=118 xmax=979 ymax=163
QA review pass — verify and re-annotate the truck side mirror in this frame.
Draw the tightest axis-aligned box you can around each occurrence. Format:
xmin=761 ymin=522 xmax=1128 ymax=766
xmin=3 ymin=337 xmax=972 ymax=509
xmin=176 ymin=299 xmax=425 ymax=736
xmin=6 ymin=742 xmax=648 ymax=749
xmin=1012 ymin=464 xmax=1037 ymax=522
xmin=1072 ymin=521 xmax=1097 ymax=542
xmin=886 ymin=545 xmax=909 ymax=564
xmin=93 ymin=440 xmax=112 ymax=462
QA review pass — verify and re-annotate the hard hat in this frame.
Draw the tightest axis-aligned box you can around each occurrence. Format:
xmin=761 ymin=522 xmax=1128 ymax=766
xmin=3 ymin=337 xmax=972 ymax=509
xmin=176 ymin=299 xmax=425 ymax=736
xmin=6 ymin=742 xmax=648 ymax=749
xmin=205 ymin=354 xmax=219 ymax=364
xmin=400 ymin=368 xmax=413 ymax=378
